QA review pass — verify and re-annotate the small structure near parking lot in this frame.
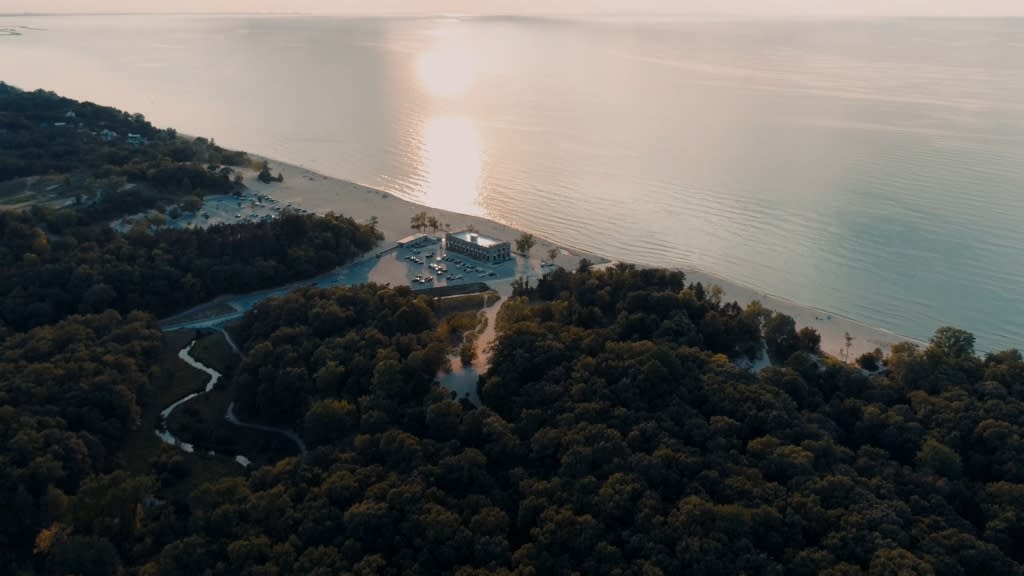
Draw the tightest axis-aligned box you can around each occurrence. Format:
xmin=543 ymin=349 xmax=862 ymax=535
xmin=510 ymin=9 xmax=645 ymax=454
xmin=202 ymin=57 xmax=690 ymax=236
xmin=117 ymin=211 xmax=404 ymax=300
xmin=445 ymin=229 xmax=511 ymax=263
xmin=397 ymin=233 xmax=429 ymax=248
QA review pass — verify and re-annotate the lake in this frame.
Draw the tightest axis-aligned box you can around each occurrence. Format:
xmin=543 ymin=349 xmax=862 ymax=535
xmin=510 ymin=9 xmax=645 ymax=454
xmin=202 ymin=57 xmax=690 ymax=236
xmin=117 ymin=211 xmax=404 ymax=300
xmin=2 ymin=15 xmax=1022 ymax=352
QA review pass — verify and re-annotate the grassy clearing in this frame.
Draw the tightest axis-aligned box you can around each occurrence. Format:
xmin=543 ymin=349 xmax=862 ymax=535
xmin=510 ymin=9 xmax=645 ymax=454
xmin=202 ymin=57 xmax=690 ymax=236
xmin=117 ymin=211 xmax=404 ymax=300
xmin=436 ymin=291 xmax=496 ymax=343
xmin=435 ymin=290 xmax=499 ymax=317
xmin=191 ymin=330 xmax=237 ymax=374
xmin=0 ymin=175 xmax=76 ymax=211
xmin=435 ymin=291 xmax=500 ymax=368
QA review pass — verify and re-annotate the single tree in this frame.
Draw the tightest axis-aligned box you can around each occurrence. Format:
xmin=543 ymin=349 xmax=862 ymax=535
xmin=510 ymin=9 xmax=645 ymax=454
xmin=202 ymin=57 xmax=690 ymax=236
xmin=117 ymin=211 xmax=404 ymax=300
xmin=916 ymin=438 xmax=962 ymax=479
xmin=181 ymin=195 xmax=203 ymax=213
xmin=304 ymin=399 xmax=358 ymax=447
xmin=258 ymin=164 xmax=274 ymax=183
xmin=796 ymin=327 xmax=821 ymax=355
xmin=856 ymin=352 xmax=880 ymax=371
xmin=929 ymin=326 xmax=976 ymax=359
xmin=547 ymin=247 xmax=559 ymax=264
xmin=410 ymin=211 xmax=428 ymax=233
xmin=764 ymin=313 xmax=799 ymax=363
xmin=515 ymin=233 xmax=536 ymax=256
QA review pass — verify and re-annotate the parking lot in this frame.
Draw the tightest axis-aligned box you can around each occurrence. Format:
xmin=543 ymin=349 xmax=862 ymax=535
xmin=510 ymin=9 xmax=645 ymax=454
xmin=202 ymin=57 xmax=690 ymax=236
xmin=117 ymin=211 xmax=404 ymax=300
xmin=392 ymin=236 xmax=519 ymax=289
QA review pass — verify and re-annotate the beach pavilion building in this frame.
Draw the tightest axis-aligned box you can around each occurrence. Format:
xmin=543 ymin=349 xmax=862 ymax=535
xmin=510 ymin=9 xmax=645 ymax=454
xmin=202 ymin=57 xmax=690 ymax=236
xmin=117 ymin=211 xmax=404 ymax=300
xmin=445 ymin=229 xmax=512 ymax=263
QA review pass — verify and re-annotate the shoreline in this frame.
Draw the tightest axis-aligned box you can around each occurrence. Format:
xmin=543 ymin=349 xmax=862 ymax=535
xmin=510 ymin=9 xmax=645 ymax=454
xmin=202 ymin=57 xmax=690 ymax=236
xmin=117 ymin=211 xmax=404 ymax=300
xmin=238 ymin=155 xmax=921 ymax=361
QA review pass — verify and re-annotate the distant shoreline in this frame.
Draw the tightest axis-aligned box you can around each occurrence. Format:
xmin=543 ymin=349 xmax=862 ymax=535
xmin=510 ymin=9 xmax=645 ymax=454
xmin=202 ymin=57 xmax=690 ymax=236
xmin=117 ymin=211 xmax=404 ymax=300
xmin=240 ymin=154 xmax=922 ymax=361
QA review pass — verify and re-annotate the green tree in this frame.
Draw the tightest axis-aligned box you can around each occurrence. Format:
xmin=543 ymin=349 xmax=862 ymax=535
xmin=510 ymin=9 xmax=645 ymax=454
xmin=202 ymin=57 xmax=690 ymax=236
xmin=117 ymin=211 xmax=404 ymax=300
xmin=46 ymin=536 xmax=124 ymax=576
xmin=181 ymin=195 xmax=203 ymax=213
xmin=459 ymin=336 xmax=477 ymax=366
xmin=857 ymin=352 xmax=880 ymax=371
xmin=764 ymin=313 xmax=799 ymax=363
xmin=410 ymin=211 xmax=428 ymax=233
xmin=257 ymin=161 xmax=277 ymax=183
xmin=372 ymin=358 xmax=404 ymax=398
xmin=929 ymin=326 xmax=976 ymax=359
xmin=916 ymin=438 xmax=961 ymax=479
xmin=843 ymin=331 xmax=855 ymax=362
xmin=304 ymin=399 xmax=358 ymax=447
xmin=797 ymin=327 xmax=821 ymax=355
xmin=868 ymin=548 xmax=934 ymax=576
xmin=515 ymin=232 xmax=536 ymax=256
xmin=314 ymin=361 xmax=346 ymax=396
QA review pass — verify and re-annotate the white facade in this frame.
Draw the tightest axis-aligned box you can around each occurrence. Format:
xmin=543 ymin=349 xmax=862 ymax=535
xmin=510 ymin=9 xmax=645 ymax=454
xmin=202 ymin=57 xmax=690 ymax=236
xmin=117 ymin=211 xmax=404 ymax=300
xmin=445 ymin=230 xmax=511 ymax=263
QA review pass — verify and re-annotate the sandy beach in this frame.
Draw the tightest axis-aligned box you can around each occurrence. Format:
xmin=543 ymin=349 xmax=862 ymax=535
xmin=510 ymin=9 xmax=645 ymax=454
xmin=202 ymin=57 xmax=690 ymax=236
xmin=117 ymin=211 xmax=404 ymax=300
xmin=231 ymin=156 xmax=922 ymax=362
xmin=238 ymin=160 xmax=605 ymax=272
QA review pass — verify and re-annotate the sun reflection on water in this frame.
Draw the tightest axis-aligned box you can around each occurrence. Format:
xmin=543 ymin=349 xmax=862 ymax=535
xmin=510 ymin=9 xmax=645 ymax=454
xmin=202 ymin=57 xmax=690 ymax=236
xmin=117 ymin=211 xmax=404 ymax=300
xmin=419 ymin=115 xmax=483 ymax=214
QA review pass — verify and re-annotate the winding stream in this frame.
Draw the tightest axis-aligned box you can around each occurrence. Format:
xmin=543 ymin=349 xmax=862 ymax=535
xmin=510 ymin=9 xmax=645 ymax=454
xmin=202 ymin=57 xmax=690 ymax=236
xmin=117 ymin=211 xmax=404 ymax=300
xmin=159 ymin=285 xmax=499 ymax=464
xmin=155 ymin=339 xmax=305 ymax=467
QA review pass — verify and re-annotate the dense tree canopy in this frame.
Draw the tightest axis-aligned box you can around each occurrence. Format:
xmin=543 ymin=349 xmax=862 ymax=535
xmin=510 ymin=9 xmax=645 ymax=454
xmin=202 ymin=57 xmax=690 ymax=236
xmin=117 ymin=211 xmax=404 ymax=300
xmin=0 ymin=311 xmax=162 ymax=570
xmin=0 ymin=208 xmax=380 ymax=331
xmin=0 ymin=82 xmax=248 ymax=205
xmin=43 ymin=266 xmax=1017 ymax=575
xmin=1 ymin=87 xmax=1021 ymax=575
xmin=232 ymin=284 xmax=452 ymax=429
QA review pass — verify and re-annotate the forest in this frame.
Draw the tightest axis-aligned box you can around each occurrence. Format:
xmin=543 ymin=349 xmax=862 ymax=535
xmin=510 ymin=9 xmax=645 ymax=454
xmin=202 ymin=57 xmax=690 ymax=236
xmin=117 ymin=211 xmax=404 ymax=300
xmin=0 ymin=82 xmax=248 ymax=200
xmin=0 ymin=85 xmax=389 ymax=333
xmin=1 ymin=87 xmax=1022 ymax=575
xmin=0 ymin=207 xmax=380 ymax=332
xmin=7 ymin=266 xmax=1021 ymax=575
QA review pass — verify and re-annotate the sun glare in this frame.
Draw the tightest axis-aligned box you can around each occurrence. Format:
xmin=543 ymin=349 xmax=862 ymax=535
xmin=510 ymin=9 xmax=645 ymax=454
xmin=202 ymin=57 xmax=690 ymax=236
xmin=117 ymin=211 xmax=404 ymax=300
xmin=416 ymin=44 xmax=476 ymax=98
xmin=419 ymin=115 xmax=483 ymax=213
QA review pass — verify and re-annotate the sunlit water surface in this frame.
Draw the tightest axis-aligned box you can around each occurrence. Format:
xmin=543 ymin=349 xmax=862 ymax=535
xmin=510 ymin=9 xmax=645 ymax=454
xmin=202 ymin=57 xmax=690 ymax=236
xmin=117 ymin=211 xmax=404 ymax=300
xmin=3 ymin=15 xmax=1023 ymax=351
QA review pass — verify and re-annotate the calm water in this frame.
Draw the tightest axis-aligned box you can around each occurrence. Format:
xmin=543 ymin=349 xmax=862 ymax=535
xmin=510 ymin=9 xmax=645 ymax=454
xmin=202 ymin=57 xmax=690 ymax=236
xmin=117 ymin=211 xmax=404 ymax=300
xmin=3 ymin=15 xmax=1023 ymax=352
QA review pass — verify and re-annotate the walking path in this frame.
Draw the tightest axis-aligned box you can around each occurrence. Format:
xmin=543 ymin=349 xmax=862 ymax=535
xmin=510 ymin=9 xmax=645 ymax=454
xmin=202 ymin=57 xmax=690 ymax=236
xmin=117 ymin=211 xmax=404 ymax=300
xmin=156 ymin=338 xmax=307 ymax=467
xmin=218 ymin=327 xmax=308 ymax=456
xmin=225 ymin=401 xmax=307 ymax=456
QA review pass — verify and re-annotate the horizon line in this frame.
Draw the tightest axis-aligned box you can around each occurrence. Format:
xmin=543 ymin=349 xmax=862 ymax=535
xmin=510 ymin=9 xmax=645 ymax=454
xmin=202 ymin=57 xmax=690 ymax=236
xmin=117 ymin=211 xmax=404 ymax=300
xmin=4 ymin=11 xmax=1024 ymax=21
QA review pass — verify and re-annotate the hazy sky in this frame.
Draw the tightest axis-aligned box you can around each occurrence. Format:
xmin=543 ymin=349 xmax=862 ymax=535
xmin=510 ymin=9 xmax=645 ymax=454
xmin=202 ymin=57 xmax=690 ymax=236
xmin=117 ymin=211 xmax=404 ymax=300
xmin=5 ymin=0 xmax=1024 ymax=18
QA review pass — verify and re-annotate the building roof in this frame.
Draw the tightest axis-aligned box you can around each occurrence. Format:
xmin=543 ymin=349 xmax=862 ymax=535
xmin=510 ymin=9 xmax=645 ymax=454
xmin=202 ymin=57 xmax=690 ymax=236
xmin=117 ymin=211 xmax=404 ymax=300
xmin=449 ymin=229 xmax=507 ymax=249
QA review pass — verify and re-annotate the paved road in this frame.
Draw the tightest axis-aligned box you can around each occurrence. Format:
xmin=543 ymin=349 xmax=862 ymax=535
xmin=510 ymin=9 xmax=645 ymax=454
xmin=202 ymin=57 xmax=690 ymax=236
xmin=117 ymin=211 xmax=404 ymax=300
xmin=160 ymin=256 xmax=384 ymax=331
